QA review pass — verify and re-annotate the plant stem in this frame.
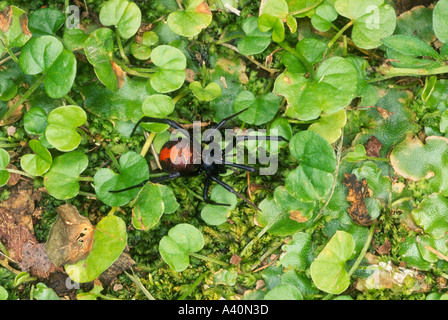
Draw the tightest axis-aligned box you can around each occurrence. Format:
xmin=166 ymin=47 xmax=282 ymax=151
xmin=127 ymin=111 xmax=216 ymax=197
xmin=365 ymin=156 xmax=389 ymax=162
xmin=6 ymin=168 xmax=35 ymax=179
xmin=2 ymin=74 xmax=46 ymax=122
xmin=111 ymin=58 xmax=155 ymax=78
xmin=189 ymin=252 xmax=230 ymax=267
xmin=178 ymin=273 xmax=207 ymax=300
xmin=116 ymin=30 xmax=130 ymax=65
xmin=368 ymin=65 xmax=448 ymax=83
xmin=78 ymin=176 xmax=94 ymax=182
xmin=64 ymin=95 xmax=79 ymax=106
xmin=327 ymin=20 xmax=354 ymax=49
xmin=125 ymin=271 xmax=156 ymax=300
xmin=140 ymin=132 xmax=157 ymax=157
xmin=278 ymin=41 xmax=315 ymax=78
xmin=215 ymin=33 xmax=245 ymax=45
xmin=0 ymin=143 xmax=21 ymax=148
xmin=288 ymin=0 xmax=323 ymax=16
xmin=77 ymin=191 xmax=97 ymax=198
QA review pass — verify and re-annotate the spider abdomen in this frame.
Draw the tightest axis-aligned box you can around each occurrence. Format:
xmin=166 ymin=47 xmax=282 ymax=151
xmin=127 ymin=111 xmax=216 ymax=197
xmin=159 ymin=139 xmax=199 ymax=174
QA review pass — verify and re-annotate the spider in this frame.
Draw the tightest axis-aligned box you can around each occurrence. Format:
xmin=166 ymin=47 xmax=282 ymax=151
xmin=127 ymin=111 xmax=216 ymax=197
xmin=110 ymin=109 xmax=287 ymax=210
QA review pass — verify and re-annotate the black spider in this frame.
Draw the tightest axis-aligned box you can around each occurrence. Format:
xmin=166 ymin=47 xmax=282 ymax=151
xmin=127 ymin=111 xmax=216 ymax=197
xmin=110 ymin=109 xmax=287 ymax=210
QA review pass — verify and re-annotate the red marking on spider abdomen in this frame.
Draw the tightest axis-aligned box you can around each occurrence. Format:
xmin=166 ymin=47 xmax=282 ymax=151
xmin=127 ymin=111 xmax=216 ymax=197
xmin=159 ymin=140 xmax=197 ymax=174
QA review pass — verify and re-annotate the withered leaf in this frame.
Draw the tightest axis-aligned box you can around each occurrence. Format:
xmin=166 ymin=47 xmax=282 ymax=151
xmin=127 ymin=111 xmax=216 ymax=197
xmin=365 ymin=136 xmax=382 ymax=158
xmin=45 ymin=204 xmax=94 ymax=267
xmin=343 ymin=173 xmax=376 ymax=226
xmin=19 ymin=13 xmax=32 ymax=37
xmin=289 ymin=210 xmax=308 ymax=223
xmin=0 ymin=6 xmax=12 ymax=33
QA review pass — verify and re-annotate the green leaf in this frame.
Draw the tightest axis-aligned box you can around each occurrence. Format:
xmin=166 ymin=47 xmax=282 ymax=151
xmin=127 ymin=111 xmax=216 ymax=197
xmin=20 ymin=140 xmax=52 ymax=176
xmin=132 ymin=183 xmax=179 ymax=230
xmin=237 ymin=17 xmax=272 ymax=56
xmin=19 ymin=36 xmax=63 ymax=75
xmin=45 ymin=105 xmax=87 ymax=152
xmin=412 ymin=194 xmax=448 ymax=239
xmin=310 ymin=230 xmax=355 ymax=294
xmin=0 ymin=77 xmax=18 ymax=102
xmin=28 ymin=8 xmax=65 ymax=37
xmin=347 ymin=144 xmax=367 ymax=162
xmin=307 ymin=109 xmax=346 ymax=144
xmin=260 ymin=0 xmax=288 ymax=19
xmin=264 ymin=284 xmax=303 ymax=300
xmin=65 ymin=215 xmax=127 ymax=283
xmin=311 ymin=3 xmax=338 ymax=32
xmin=44 ymin=49 xmax=77 ymax=98
xmin=43 ymin=152 xmax=88 ymax=200
xmin=0 ymin=6 xmax=31 ymax=48
xmin=159 ymin=223 xmax=205 ymax=272
xmin=94 ymin=151 xmax=149 ymax=207
xmin=140 ymin=94 xmax=176 ymax=132
xmin=63 ymin=28 xmax=88 ymax=51
xmin=335 ymin=0 xmax=396 ymax=49
xmin=233 ymin=91 xmax=279 ymax=125
xmin=274 ymin=57 xmax=358 ymax=120
xmin=23 ymin=107 xmax=47 ymax=135
xmin=150 ymin=45 xmax=186 ymax=93
xmin=285 ymin=131 xmax=336 ymax=202
xmin=434 ymin=0 xmax=448 ymax=43
xmin=201 ymin=185 xmax=237 ymax=225
xmin=99 ymin=0 xmax=142 ymax=39
xmin=189 ymin=81 xmax=222 ymax=101
xmin=18 ymin=35 xmax=76 ymax=98
xmin=280 ymin=232 xmax=313 ymax=270
xmin=258 ymin=13 xmax=285 ymax=43
xmin=167 ymin=0 xmax=212 ymax=37
xmin=0 ymin=148 xmax=10 ymax=187
xmin=33 ymin=283 xmax=59 ymax=300
xmin=0 ymin=286 xmax=7 ymax=300
xmin=382 ymin=35 xmax=441 ymax=60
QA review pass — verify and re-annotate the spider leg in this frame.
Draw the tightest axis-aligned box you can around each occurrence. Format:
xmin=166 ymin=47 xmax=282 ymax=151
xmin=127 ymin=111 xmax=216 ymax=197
xmin=219 ymin=161 xmax=256 ymax=173
xmin=131 ymin=117 xmax=188 ymax=136
xmin=203 ymin=108 xmax=249 ymax=141
xmin=209 ymin=175 xmax=260 ymax=211
xmin=109 ymin=172 xmax=182 ymax=193
xmin=203 ymin=175 xmax=230 ymax=207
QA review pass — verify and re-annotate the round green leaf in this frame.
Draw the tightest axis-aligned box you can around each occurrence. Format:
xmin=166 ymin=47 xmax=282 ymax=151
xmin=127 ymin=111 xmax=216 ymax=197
xmin=19 ymin=36 xmax=63 ymax=75
xmin=28 ymin=8 xmax=65 ymax=37
xmin=201 ymin=185 xmax=237 ymax=225
xmin=167 ymin=0 xmax=212 ymax=37
xmin=99 ymin=0 xmax=141 ymax=39
xmin=190 ymin=81 xmax=222 ymax=101
xmin=94 ymin=151 xmax=150 ymax=207
xmin=23 ymin=107 xmax=48 ymax=135
xmin=140 ymin=94 xmax=175 ymax=132
xmin=310 ymin=230 xmax=355 ymax=294
xmin=0 ymin=286 xmax=7 ymax=300
xmin=434 ymin=0 xmax=448 ymax=43
xmin=45 ymin=105 xmax=87 ymax=152
xmin=44 ymin=50 xmax=77 ymax=98
xmin=150 ymin=45 xmax=186 ymax=93
xmin=307 ymin=109 xmax=347 ymax=144
xmin=65 ymin=215 xmax=127 ymax=283
xmin=237 ymin=17 xmax=272 ymax=56
xmin=0 ymin=148 xmax=10 ymax=187
xmin=20 ymin=140 xmax=52 ymax=176
xmin=43 ymin=152 xmax=88 ymax=200
xmin=132 ymin=183 xmax=179 ymax=230
xmin=233 ymin=91 xmax=279 ymax=125
xmin=159 ymin=223 xmax=205 ymax=272
xmin=0 ymin=77 xmax=18 ymax=102
xmin=412 ymin=194 xmax=448 ymax=239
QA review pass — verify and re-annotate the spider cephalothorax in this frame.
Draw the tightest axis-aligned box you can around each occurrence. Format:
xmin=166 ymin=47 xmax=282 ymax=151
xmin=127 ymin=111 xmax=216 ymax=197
xmin=110 ymin=109 xmax=287 ymax=210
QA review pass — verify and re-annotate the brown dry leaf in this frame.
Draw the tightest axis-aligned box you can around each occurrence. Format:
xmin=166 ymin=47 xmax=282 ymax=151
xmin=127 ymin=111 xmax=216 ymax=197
xmin=0 ymin=6 xmax=12 ymax=33
xmin=289 ymin=210 xmax=308 ymax=223
xmin=0 ymin=96 xmax=27 ymax=126
xmin=45 ymin=204 xmax=95 ymax=267
xmin=230 ymin=253 xmax=242 ymax=266
xmin=195 ymin=1 xmax=212 ymax=15
xmin=20 ymin=243 xmax=60 ymax=278
xmin=111 ymin=61 xmax=125 ymax=90
xmin=185 ymin=68 xmax=196 ymax=82
xmin=343 ymin=173 xmax=376 ymax=226
xmin=19 ymin=13 xmax=31 ymax=37
xmin=375 ymin=237 xmax=392 ymax=255
xmin=364 ymin=136 xmax=382 ymax=158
